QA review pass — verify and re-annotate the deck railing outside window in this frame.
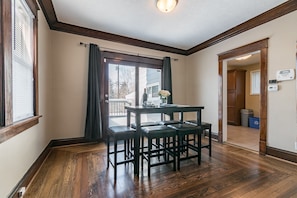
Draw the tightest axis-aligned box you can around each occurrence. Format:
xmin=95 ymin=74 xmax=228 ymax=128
xmin=109 ymin=99 xmax=132 ymax=117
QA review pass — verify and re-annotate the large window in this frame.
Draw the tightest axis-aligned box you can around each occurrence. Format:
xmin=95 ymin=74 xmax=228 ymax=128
xmin=0 ymin=0 xmax=39 ymax=143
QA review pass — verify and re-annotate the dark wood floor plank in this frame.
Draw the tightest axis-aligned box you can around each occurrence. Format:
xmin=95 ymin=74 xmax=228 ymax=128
xmin=24 ymin=140 xmax=297 ymax=198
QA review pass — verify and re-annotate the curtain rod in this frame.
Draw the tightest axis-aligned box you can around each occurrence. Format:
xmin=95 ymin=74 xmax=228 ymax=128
xmin=79 ymin=42 xmax=179 ymax=61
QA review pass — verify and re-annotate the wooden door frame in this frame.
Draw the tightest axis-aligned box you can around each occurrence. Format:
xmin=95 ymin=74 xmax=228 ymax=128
xmin=218 ymin=38 xmax=268 ymax=155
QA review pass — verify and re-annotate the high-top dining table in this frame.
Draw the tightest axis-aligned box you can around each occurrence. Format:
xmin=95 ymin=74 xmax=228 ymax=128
xmin=125 ymin=104 xmax=204 ymax=176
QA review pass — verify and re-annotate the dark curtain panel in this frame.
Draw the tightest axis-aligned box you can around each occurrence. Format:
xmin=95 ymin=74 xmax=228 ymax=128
xmin=162 ymin=57 xmax=173 ymax=104
xmin=85 ymin=44 xmax=102 ymax=141
xmin=162 ymin=57 xmax=173 ymax=119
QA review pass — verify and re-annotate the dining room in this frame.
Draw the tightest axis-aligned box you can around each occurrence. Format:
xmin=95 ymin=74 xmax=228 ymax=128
xmin=1 ymin=1 xmax=297 ymax=197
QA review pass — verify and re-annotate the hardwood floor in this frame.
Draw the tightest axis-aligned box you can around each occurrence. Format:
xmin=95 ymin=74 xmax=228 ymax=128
xmin=227 ymin=125 xmax=259 ymax=151
xmin=24 ymin=139 xmax=297 ymax=198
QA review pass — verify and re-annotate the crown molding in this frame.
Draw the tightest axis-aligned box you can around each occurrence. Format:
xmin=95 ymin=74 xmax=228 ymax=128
xmin=38 ymin=0 xmax=297 ymax=56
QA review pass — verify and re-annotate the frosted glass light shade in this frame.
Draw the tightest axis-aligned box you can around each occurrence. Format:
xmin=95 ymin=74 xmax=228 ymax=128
xmin=156 ymin=0 xmax=178 ymax=13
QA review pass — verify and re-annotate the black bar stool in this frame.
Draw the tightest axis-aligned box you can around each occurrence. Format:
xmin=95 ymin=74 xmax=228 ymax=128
xmin=107 ymin=126 xmax=136 ymax=182
xmin=141 ymin=125 xmax=177 ymax=177
xmin=168 ymin=123 xmax=202 ymax=170
xmin=185 ymin=120 xmax=212 ymax=156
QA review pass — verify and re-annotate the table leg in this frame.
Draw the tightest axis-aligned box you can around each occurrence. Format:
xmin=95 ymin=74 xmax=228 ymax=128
xmin=134 ymin=113 xmax=141 ymax=175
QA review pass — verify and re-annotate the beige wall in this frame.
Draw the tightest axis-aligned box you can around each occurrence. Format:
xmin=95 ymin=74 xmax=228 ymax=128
xmin=0 ymin=12 xmax=53 ymax=197
xmin=186 ymin=11 xmax=297 ymax=152
xmin=50 ymin=29 xmax=187 ymax=139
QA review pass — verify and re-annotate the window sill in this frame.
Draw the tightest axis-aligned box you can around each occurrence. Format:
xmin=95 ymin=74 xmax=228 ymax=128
xmin=0 ymin=115 xmax=42 ymax=144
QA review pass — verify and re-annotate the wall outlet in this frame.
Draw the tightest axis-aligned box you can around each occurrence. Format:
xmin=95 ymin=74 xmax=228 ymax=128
xmin=295 ymin=142 xmax=297 ymax=150
xmin=18 ymin=187 xmax=26 ymax=198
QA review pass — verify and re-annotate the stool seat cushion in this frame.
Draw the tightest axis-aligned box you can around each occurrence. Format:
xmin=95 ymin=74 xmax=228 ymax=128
xmin=109 ymin=126 xmax=135 ymax=133
xmin=158 ymin=120 xmax=181 ymax=125
xmin=131 ymin=121 xmax=160 ymax=129
xmin=168 ymin=123 xmax=200 ymax=131
xmin=141 ymin=125 xmax=176 ymax=136
xmin=108 ymin=126 xmax=136 ymax=139
xmin=184 ymin=120 xmax=211 ymax=127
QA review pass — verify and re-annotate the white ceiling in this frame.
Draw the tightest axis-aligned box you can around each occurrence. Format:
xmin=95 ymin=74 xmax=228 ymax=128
xmin=227 ymin=52 xmax=260 ymax=66
xmin=51 ymin=0 xmax=287 ymax=50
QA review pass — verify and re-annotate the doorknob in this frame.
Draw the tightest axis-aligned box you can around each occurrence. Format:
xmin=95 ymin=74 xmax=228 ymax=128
xmin=105 ymin=94 xmax=108 ymax=98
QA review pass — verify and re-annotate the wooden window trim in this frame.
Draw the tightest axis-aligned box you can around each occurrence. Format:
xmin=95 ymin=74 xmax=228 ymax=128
xmin=0 ymin=0 xmax=40 ymax=144
xmin=0 ymin=116 xmax=42 ymax=144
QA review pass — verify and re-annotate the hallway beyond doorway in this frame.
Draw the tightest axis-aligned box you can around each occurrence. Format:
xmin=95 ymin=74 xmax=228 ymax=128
xmin=227 ymin=125 xmax=259 ymax=151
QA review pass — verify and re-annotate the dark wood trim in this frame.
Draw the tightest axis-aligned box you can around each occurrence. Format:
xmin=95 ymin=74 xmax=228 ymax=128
xmin=259 ymin=47 xmax=268 ymax=155
xmin=266 ymin=146 xmax=297 ymax=163
xmin=0 ymin=0 xmax=4 ymax=126
xmin=8 ymin=141 xmax=52 ymax=198
xmin=24 ymin=0 xmax=39 ymax=16
xmin=54 ymin=22 xmax=187 ymax=55
xmin=37 ymin=0 xmax=57 ymax=26
xmin=102 ymin=51 xmax=163 ymax=68
xmin=38 ymin=0 xmax=297 ymax=55
xmin=188 ymin=0 xmax=297 ymax=54
xmin=218 ymin=60 xmax=223 ymax=143
xmin=0 ymin=0 xmax=40 ymax=143
xmin=0 ymin=116 xmax=42 ymax=144
xmin=218 ymin=39 xmax=268 ymax=155
xmin=33 ymin=5 xmax=39 ymax=116
xmin=50 ymin=137 xmax=100 ymax=147
xmin=3 ymin=0 xmax=13 ymax=125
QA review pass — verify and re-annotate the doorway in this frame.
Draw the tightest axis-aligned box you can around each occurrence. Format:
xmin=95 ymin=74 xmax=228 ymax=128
xmin=218 ymin=39 xmax=268 ymax=155
xmin=101 ymin=51 xmax=163 ymax=136
xmin=226 ymin=52 xmax=260 ymax=151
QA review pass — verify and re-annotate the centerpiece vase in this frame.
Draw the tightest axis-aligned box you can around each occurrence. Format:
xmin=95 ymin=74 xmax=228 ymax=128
xmin=160 ymin=97 xmax=167 ymax=106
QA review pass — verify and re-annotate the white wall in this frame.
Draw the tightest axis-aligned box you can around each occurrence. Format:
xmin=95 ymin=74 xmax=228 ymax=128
xmin=186 ymin=11 xmax=297 ymax=152
xmin=0 ymin=11 xmax=53 ymax=197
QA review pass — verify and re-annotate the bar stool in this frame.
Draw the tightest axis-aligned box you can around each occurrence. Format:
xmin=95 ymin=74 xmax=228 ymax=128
xmin=141 ymin=125 xmax=177 ymax=177
xmin=168 ymin=123 xmax=202 ymax=170
xmin=185 ymin=120 xmax=212 ymax=156
xmin=107 ymin=126 xmax=136 ymax=181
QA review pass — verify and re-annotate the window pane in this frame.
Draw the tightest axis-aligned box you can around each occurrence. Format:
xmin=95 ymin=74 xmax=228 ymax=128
xmin=108 ymin=64 xmax=135 ymax=127
xmin=140 ymin=67 xmax=162 ymax=122
xmin=12 ymin=0 xmax=34 ymax=122
xmin=250 ymin=70 xmax=260 ymax=95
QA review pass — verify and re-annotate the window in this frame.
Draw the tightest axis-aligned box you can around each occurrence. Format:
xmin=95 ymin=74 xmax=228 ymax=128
xmin=0 ymin=0 xmax=39 ymax=143
xmin=12 ymin=0 xmax=34 ymax=122
xmin=147 ymin=84 xmax=160 ymax=98
xmin=250 ymin=70 xmax=260 ymax=95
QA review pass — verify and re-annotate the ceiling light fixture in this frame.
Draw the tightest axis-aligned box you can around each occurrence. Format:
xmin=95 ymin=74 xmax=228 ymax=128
xmin=235 ymin=54 xmax=252 ymax=61
xmin=156 ymin=0 xmax=178 ymax=13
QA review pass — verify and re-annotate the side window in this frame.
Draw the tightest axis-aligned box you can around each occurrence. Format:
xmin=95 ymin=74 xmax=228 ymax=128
xmin=0 ymin=0 xmax=39 ymax=143
xmin=250 ymin=70 xmax=260 ymax=95
xmin=12 ymin=0 xmax=35 ymax=122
